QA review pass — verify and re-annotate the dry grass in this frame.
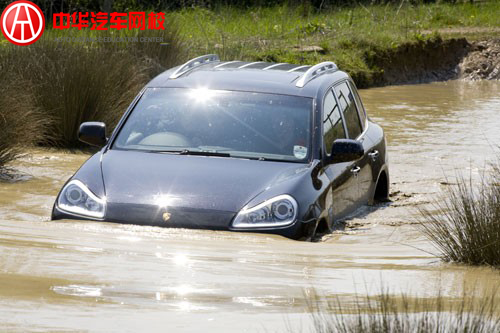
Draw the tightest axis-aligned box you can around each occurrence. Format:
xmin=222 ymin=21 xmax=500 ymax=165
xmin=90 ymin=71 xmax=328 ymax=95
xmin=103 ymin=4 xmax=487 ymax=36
xmin=0 ymin=74 xmax=46 ymax=168
xmin=307 ymin=288 xmax=500 ymax=333
xmin=418 ymin=163 xmax=500 ymax=267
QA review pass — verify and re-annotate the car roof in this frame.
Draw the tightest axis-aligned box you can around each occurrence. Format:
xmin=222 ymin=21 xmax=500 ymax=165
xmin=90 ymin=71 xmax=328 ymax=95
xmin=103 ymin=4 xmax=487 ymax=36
xmin=146 ymin=55 xmax=350 ymax=98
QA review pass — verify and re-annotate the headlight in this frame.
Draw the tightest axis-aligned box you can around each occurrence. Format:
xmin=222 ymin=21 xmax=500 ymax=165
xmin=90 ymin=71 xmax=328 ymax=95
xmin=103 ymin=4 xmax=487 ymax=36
xmin=232 ymin=195 xmax=298 ymax=228
xmin=57 ymin=179 xmax=106 ymax=218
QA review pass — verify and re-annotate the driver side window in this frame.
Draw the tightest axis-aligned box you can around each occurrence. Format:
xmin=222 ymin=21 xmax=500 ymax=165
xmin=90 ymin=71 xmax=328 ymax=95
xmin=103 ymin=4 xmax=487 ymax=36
xmin=323 ymin=89 xmax=346 ymax=155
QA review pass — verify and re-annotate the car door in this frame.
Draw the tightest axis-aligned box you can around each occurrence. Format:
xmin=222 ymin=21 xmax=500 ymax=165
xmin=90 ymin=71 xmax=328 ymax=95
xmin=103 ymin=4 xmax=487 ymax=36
xmin=347 ymin=80 xmax=378 ymax=203
xmin=321 ymin=88 xmax=358 ymax=222
xmin=333 ymin=81 xmax=374 ymax=208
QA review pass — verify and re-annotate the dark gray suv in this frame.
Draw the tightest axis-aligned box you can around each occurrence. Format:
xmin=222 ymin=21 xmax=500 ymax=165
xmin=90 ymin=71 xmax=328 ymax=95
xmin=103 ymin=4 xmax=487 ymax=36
xmin=52 ymin=54 xmax=389 ymax=240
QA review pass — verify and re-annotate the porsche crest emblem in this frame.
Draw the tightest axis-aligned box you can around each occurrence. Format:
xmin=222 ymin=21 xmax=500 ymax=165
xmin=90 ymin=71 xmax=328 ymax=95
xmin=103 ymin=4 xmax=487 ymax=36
xmin=162 ymin=212 xmax=171 ymax=222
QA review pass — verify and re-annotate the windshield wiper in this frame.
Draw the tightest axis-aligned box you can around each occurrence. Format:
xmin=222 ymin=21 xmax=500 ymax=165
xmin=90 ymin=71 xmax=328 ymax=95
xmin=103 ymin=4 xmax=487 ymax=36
xmin=179 ymin=149 xmax=231 ymax=157
xmin=153 ymin=149 xmax=230 ymax=157
xmin=253 ymin=156 xmax=304 ymax=163
xmin=255 ymin=156 xmax=284 ymax=162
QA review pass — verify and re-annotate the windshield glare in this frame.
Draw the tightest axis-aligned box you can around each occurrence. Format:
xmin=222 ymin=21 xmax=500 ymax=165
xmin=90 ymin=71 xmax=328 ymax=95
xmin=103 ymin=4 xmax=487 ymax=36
xmin=113 ymin=88 xmax=313 ymax=162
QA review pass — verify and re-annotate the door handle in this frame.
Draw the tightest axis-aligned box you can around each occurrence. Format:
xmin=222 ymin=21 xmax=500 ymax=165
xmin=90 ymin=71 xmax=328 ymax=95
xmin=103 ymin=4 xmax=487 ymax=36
xmin=350 ymin=166 xmax=361 ymax=175
xmin=368 ymin=150 xmax=379 ymax=161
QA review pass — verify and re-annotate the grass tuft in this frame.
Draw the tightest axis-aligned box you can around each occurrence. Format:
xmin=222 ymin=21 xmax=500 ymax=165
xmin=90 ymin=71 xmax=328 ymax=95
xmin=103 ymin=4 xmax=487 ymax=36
xmin=419 ymin=163 xmax=500 ymax=267
xmin=0 ymin=74 xmax=47 ymax=169
xmin=308 ymin=288 xmax=500 ymax=333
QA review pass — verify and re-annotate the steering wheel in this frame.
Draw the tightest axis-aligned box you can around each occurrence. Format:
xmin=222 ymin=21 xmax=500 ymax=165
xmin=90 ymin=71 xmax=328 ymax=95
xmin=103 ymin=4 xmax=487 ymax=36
xmin=138 ymin=132 xmax=193 ymax=147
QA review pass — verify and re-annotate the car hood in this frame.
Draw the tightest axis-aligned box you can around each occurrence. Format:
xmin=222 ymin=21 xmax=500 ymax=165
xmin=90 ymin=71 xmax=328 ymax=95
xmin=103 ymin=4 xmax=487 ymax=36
xmin=101 ymin=149 xmax=310 ymax=214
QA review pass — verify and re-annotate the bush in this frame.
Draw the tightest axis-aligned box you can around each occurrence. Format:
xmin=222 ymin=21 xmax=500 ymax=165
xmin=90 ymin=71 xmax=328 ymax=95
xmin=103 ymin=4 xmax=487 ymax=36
xmin=419 ymin=164 xmax=500 ymax=267
xmin=0 ymin=25 xmax=185 ymax=148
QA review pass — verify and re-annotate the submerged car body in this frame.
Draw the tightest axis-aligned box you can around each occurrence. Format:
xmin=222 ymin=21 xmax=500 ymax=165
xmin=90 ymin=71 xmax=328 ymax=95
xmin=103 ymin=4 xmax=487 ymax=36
xmin=52 ymin=55 xmax=389 ymax=240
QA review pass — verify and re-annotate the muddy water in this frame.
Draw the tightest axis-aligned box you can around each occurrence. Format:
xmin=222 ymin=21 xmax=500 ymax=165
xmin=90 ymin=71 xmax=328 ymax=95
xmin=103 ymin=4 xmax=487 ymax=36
xmin=1 ymin=81 xmax=499 ymax=332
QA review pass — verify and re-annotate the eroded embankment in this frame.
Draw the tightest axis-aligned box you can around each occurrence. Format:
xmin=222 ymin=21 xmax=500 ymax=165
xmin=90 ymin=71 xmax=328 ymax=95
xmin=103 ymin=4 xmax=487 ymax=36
xmin=460 ymin=38 xmax=500 ymax=80
xmin=355 ymin=37 xmax=499 ymax=88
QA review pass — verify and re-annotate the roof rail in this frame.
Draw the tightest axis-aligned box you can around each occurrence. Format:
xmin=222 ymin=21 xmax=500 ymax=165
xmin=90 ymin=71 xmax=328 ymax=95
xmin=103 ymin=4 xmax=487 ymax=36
xmin=262 ymin=63 xmax=287 ymax=70
xmin=288 ymin=65 xmax=310 ymax=72
xmin=213 ymin=61 xmax=240 ymax=68
xmin=238 ymin=61 xmax=264 ymax=68
xmin=295 ymin=61 xmax=337 ymax=88
xmin=169 ymin=54 xmax=220 ymax=79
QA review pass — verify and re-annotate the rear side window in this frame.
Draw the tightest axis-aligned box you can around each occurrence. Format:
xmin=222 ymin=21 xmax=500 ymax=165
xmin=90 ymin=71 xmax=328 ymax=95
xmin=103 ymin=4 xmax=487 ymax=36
xmin=334 ymin=82 xmax=363 ymax=139
xmin=348 ymin=81 xmax=367 ymax=126
xmin=323 ymin=90 xmax=345 ymax=155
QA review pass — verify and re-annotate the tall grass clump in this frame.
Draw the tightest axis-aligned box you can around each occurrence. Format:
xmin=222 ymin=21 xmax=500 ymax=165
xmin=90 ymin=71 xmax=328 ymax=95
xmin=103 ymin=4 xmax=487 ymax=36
xmin=2 ymin=41 xmax=145 ymax=147
xmin=0 ymin=24 xmax=185 ymax=148
xmin=419 ymin=164 xmax=500 ymax=267
xmin=0 ymin=91 xmax=45 ymax=168
xmin=0 ymin=70 xmax=47 ymax=169
xmin=308 ymin=289 xmax=500 ymax=333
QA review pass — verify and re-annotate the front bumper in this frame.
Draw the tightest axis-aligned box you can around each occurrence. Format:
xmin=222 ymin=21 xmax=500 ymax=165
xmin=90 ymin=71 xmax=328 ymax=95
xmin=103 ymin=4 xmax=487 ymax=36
xmin=52 ymin=203 xmax=306 ymax=239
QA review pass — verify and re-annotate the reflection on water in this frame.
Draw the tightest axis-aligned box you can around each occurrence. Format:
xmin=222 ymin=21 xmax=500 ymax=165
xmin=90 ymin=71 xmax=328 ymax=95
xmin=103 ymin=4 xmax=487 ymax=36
xmin=0 ymin=81 xmax=499 ymax=332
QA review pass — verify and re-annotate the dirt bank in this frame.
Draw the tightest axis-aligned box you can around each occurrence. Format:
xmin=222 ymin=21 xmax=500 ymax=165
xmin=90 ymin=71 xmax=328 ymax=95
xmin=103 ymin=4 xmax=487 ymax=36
xmin=359 ymin=37 xmax=499 ymax=87
xmin=364 ymin=37 xmax=470 ymax=86
xmin=459 ymin=39 xmax=500 ymax=80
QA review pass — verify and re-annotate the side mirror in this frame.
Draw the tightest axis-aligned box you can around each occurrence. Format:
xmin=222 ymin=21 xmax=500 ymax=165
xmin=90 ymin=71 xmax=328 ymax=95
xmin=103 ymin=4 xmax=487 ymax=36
xmin=328 ymin=139 xmax=364 ymax=164
xmin=78 ymin=122 xmax=107 ymax=147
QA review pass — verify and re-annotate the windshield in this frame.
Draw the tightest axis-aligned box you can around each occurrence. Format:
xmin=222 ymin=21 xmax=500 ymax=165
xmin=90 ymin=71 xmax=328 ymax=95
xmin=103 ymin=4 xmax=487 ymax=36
xmin=113 ymin=88 xmax=313 ymax=162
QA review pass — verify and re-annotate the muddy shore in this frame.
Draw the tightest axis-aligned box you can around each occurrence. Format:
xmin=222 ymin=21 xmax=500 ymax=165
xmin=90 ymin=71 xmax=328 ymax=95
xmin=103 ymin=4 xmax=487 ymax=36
xmin=357 ymin=37 xmax=500 ymax=87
